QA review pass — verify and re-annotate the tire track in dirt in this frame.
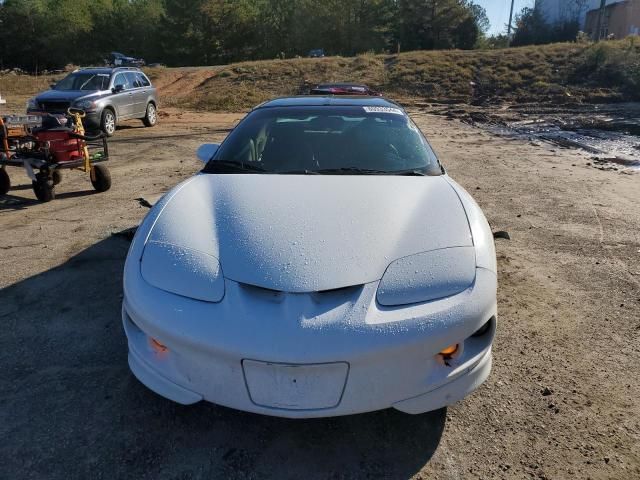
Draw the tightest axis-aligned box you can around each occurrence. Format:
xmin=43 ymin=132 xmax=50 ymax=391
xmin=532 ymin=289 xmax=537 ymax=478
xmin=154 ymin=68 xmax=222 ymax=104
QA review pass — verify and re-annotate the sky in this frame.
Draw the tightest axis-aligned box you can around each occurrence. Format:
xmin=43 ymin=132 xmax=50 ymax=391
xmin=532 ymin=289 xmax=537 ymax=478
xmin=475 ymin=0 xmax=536 ymax=35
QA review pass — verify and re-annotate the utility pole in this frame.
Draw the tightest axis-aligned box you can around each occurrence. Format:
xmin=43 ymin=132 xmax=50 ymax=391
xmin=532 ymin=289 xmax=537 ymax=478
xmin=595 ymin=0 xmax=607 ymax=41
xmin=507 ymin=0 xmax=516 ymax=45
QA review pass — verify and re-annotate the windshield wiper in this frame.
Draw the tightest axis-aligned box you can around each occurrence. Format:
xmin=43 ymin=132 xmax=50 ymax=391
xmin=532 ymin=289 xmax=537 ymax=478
xmin=313 ymin=167 xmax=389 ymax=175
xmin=204 ymin=160 xmax=267 ymax=173
xmin=277 ymin=169 xmax=321 ymax=175
xmin=204 ymin=163 xmax=429 ymax=176
xmin=392 ymin=169 xmax=427 ymax=176
xmin=313 ymin=167 xmax=428 ymax=176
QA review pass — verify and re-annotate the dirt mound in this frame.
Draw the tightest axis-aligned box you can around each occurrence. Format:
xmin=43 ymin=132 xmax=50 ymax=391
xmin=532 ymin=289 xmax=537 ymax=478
xmin=148 ymin=54 xmax=386 ymax=110
xmin=146 ymin=41 xmax=637 ymax=111
xmin=149 ymin=68 xmax=220 ymax=99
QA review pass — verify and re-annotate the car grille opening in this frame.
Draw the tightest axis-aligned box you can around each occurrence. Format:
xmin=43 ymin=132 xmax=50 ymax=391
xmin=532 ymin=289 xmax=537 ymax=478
xmin=311 ymin=284 xmax=363 ymax=303
xmin=238 ymin=283 xmax=285 ymax=302
xmin=40 ymin=101 xmax=71 ymax=113
xmin=237 ymin=282 xmax=363 ymax=304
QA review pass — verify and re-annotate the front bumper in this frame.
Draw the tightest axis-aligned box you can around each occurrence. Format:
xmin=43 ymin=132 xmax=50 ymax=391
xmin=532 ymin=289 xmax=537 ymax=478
xmin=26 ymin=108 xmax=101 ymax=130
xmin=80 ymin=111 xmax=101 ymax=130
xmin=122 ymin=268 xmax=497 ymax=418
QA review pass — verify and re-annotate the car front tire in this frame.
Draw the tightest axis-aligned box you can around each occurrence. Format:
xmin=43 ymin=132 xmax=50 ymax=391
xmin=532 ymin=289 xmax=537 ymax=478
xmin=101 ymin=109 xmax=116 ymax=137
xmin=143 ymin=103 xmax=157 ymax=127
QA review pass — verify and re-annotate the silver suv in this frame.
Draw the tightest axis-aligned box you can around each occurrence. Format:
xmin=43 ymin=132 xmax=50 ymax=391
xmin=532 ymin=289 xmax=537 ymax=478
xmin=27 ymin=67 xmax=158 ymax=136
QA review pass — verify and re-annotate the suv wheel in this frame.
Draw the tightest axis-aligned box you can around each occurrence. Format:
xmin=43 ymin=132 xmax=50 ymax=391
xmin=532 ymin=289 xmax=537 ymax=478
xmin=101 ymin=109 xmax=116 ymax=137
xmin=143 ymin=103 xmax=157 ymax=127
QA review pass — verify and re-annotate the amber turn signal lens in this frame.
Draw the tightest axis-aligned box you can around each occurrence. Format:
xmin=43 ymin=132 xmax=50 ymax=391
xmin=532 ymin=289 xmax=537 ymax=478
xmin=439 ymin=344 xmax=459 ymax=357
xmin=150 ymin=337 xmax=168 ymax=353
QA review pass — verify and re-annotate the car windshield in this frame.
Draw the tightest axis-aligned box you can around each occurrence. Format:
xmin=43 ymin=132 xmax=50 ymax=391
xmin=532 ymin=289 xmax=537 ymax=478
xmin=203 ymin=106 xmax=441 ymax=175
xmin=54 ymin=72 xmax=110 ymax=91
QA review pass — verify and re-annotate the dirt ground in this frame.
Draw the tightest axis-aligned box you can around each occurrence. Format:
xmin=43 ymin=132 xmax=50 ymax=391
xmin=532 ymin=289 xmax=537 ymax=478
xmin=1 ymin=107 xmax=639 ymax=480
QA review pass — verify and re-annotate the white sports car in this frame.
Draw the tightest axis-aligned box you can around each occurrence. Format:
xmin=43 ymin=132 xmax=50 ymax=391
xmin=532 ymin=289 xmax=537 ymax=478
xmin=122 ymin=96 xmax=497 ymax=418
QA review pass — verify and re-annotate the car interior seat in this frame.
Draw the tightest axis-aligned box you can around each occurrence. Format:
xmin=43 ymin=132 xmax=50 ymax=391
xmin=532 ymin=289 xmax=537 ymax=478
xmin=345 ymin=117 xmax=405 ymax=171
xmin=259 ymin=123 xmax=317 ymax=172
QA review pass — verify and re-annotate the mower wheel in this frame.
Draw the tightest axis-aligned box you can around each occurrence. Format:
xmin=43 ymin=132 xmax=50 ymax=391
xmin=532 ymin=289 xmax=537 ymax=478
xmin=90 ymin=164 xmax=111 ymax=192
xmin=32 ymin=179 xmax=55 ymax=202
xmin=0 ymin=168 xmax=10 ymax=195
xmin=143 ymin=103 xmax=157 ymax=127
xmin=52 ymin=170 xmax=63 ymax=186
xmin=101 ymin=109 xmax=116 ymax=137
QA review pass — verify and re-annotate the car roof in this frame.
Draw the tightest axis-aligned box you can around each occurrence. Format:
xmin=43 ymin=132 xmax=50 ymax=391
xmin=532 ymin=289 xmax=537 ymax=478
xmin=256 ymin=96 xmax=402 ymax=109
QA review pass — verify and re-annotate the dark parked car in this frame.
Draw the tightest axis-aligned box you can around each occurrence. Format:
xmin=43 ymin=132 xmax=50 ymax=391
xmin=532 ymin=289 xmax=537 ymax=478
xmin=26 ymin=67 xmax=158 ymax=136
xmin=109 ymin=52 xmax=145 ymax=67
xmin=309 ymin=83 xmax=382 ymax=96
xmin=308 ymin=49 xmax=325 ymax=58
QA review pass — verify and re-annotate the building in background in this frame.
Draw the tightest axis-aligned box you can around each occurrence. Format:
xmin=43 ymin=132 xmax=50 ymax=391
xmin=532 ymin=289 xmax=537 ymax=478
xmin=585 ymin=0 xmax=640 ymax=39
xmin=534 ymin=0 xmax=621 ymax=29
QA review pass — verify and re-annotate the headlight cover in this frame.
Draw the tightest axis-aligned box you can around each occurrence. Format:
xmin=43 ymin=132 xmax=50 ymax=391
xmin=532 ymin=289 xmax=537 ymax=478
xmin=377 ymin=247 xmax=476 ymax=306
xmin=141 ymin=240 xmax=224 ymax=302
xmin=73 ymin=99 xmax=96 ymax=111
xmin=26 ymin=98 xmax=38 ymax=110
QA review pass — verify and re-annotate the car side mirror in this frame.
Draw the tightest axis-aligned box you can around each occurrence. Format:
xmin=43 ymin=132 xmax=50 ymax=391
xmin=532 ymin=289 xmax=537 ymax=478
xmin=197 ymin=144 xmax=219 ymax=163
xmin=112 ymin=84 xmax=125 ymax=93
xmin=49 ymin=83 xmax=56 ymax=89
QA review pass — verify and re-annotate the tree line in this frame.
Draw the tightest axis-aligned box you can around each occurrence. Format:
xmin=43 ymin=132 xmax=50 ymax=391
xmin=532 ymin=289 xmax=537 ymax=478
xmin=0 ymin=0 xmax=490 ymax=71
xmin=511 ymin=6 xmax=581 ymax=47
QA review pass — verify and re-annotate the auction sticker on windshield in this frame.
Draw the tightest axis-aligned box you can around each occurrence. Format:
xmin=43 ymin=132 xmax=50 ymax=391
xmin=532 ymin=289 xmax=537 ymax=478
xmin=363 ymin=106 xmax=404 ymax=115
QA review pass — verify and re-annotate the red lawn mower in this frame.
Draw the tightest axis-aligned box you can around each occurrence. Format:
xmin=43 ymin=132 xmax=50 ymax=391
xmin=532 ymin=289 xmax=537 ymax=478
xmin=0 ymin=109 xmax=110 ymax=202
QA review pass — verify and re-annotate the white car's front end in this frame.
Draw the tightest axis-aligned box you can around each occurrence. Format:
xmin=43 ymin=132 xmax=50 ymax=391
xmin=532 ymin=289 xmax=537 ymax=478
xmin=122 ymin=171 xmax=497 ymax=418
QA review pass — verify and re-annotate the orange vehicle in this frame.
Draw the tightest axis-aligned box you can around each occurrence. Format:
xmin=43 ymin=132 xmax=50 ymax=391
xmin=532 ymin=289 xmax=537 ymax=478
xmin=0 ymin=109 xmax=110 ymax=202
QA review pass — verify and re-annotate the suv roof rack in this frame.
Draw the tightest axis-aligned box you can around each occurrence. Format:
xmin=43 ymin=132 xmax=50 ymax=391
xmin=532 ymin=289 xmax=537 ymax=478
xmin=72 ymin=66 xmax=141 ymax=72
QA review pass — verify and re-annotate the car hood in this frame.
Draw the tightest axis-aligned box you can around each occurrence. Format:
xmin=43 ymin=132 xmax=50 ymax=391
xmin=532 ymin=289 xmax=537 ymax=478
xmin=146 ymin=174 xmax=473 ymax=292
xmin=35 ymin=90 xmax=105 ymax=103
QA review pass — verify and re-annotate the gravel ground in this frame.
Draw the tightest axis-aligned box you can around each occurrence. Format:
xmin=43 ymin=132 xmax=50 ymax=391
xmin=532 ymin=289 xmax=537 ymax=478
xmin=1 ymin=108 xmax=638 ymax=479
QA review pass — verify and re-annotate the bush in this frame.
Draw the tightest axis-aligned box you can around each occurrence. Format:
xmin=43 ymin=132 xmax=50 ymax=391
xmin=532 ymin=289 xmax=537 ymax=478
xmin=574 ymin=40 xmax=640 ymax=97
xmin=575 ymin=31 xmax=591 ymax=44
